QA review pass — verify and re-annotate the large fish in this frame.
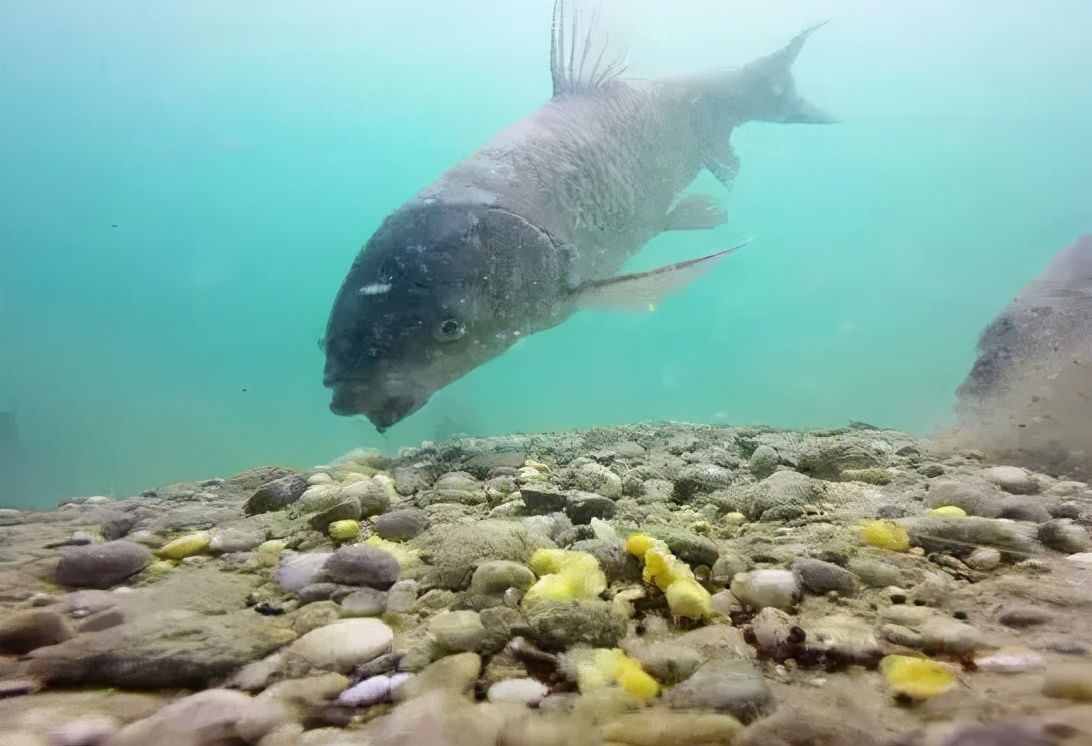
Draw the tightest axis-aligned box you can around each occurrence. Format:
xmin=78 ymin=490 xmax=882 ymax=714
xmin=954 ymin=235 xmax=1092 ymax=477
xmin=323 ymin=2 xmax=834 ymax=430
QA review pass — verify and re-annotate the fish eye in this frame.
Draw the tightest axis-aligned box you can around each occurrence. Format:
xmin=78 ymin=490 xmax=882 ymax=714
xmin=434 ymin=318 xmax=466 ymax=342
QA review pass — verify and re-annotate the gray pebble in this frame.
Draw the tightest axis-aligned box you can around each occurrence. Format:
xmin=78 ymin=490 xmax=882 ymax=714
xmin=324 ymin=545 xmax=400 ymax=589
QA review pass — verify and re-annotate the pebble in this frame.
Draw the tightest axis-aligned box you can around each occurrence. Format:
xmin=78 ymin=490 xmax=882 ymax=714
xmin=1038 ymin=519 xmax=1090 ymax=554
xmin=575 ymin=462 xmax=622 ymax=498
xmin=209 ymin=528 xmax=265 ymax=554
xmin=566 ymin=492 xmax=618 ymax=524
xmin=244 ymin=474 xmax=308 ymax=514
xmin=1042 ymin=663 xmax=1092 ymax=701
xmin=920 ymin=617 xmax=984 ymax=656
xmin=792 ymin=558 xmax=857 ymax=596
xmin=394 ymin=653 xmax=481 ymax=700
xmin=429 ymin=610 xmax=486 ymax=653
xmin=965 ymin=546 xmax=1002 ymax=571
xmin=730 ymin=570 xmax=801 ymax=611
xmin=982 ymin=465 xmax=1039 ymax=495
xmin=881 ymin=624 xmax=923 ymax=648
xmin=749 ymin=607 xmax=800 ymax=658
xmin=749 ymin=445 xmax=779 ymax=479
xmin=275 ymin=552 xmax=333 ymax=594
xmin=336 ymin=673 xmax=411 ymax=706
xmin=0 ymin=609 xmax=72 ymax=654
xmin=323 ymin=545 xmax=400 ymax=589
xmin=623 ymin=640 xmax=703 ymax=685
xmin=470 ymin=561 xmax=536 ymax=595
xmin=308 ymin=499 xmax=362 ymax=532
xmin=342 ymin=477 xmax=394 ymax=516
xmin=1068 ymin=552 xmax=1092 ymax=568
xmin=602 ymin=711 xmax=743 ymax=746
xmin=373 ymin=509 xmax=430 ymax=541
xmin=286 ymin=619 xmax=393 ymax=674
xmin=339 ymin=588 xmax=388 ymax=617
xmin=526 ymin=600 xmax=625 ymax=651
xmin=385 ymin=580 xmax=419 ymax=614
xmin=666 ymin=658 xmax=773 ymax=723
xmin=54 ymin=541 xmax=152 ymax=589
xmin=47 ymin=715 xmax=119 ymax=746
xmin=847 ymin=557 xmax=902 ymax=588
xmin=486 ymin=677 xmax=549 ymax=706
xmin=327 ymin=520 xmax=361 ymax=542
xmin=710 ymin=553 xmax=751 ymax=587
xmin=975 ymin=647 xmax=1045 ymax=673
xmin=156 ymin=532 xmax=211 ymax=560
xmin=998 ymin=605 xmax=1053 ymax=628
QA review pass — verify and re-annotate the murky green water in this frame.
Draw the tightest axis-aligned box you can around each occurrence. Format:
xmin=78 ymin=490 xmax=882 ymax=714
xmin=2 ymin=0 xmax=1090 ymax=507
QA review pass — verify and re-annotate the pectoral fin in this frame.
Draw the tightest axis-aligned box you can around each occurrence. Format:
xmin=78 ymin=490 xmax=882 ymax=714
xmin=665 ymin=194 xmax=728 ymax=231
xmin=704 ymin=139 xmax=740 ymax=189
xmin=571 ymin=240 xmax=751 ymax=312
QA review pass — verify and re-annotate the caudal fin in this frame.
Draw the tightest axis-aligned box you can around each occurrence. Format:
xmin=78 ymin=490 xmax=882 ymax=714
xmin=711 ymin=22 xmax=836 ymax=125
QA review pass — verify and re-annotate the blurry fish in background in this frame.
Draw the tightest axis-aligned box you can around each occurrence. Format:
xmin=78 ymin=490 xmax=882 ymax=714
xmin=951 ymin=235 xmax=1092 ymax=478
xmin=322 ymin=0 xmax=834 ymax=432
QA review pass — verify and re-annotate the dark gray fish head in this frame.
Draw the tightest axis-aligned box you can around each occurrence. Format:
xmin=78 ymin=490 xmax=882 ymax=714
xmin=322 ymin=202 xmax=556 ymax=431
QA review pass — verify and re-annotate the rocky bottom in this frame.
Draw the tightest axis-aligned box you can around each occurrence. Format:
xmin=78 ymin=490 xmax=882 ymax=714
xmin=1 ymin=422 xmax=1091 ymax=746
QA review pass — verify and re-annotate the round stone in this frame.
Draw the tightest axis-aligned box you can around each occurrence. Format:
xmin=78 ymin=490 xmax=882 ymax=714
xmin=287 ymin=619 xmax=393 ymax=674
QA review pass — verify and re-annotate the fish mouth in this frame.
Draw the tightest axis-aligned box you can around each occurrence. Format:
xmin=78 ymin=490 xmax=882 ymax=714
xmin=328 ymin=381 xmax=426 ymax=432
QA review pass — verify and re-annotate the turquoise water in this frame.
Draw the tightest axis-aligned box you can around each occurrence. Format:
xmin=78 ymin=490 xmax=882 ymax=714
xmin=2 ymin=0 xmax=1090 ymax=507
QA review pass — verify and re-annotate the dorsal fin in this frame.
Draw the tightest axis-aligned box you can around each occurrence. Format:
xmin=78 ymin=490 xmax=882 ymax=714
xmin=550 ymin=0 xmax=628 ymax=97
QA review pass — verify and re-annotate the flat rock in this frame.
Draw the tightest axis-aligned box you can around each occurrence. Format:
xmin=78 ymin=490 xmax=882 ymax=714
xmin=285 ymin=619 xmax=393 ymax=674
xmin=54 ymin=541 xmax=152 ymax=589
xmin=982 ymin=466 xmax=1040 ymax=495
xmin=411 ymin=520 xmax=555 ymax=590
xmin=27 ymin=609 xmax=296 ymax=688
xmin=666 ymin=657 xmax=773 ymax=723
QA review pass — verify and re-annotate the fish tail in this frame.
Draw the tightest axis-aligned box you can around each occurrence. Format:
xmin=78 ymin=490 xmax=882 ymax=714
xmin=718 ymin=22 xmax=837 ymax=125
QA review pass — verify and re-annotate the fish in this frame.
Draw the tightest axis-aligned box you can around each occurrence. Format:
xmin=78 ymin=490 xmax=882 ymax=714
xmin=322 ymin=1 xmax=835 ymax=431
xmin=954 ymin=234 xmax=1092 ymax=477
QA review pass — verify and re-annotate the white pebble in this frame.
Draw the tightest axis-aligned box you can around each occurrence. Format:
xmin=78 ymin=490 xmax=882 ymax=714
xmin=976 ymin=647 xmax=1045 ymax=673
xmin=730 ymin=570 xmax=801 ymax=611
xmin=337 ymin=675 xmax=392 ymax=707
xmin=1067 ymin=552 xmax=1092 ymax=568
xmin=487 ymin=678 xmax=550 ymax=706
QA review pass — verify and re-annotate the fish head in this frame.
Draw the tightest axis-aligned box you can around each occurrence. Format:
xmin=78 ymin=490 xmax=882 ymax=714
xmin=323 ymin=202 xmax=553 ymax=430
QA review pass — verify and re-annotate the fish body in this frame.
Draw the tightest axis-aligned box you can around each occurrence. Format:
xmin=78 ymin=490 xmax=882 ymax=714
xmin=323 ymin=3 xmax=834 ymax=430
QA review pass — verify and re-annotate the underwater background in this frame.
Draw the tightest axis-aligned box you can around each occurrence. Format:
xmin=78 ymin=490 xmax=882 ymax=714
xmin=2 ymin=0 xmax=1090 ymax=508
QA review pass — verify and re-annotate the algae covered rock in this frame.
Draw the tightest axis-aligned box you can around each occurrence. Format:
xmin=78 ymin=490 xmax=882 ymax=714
xmin=1039 ymin=519 xmax=1090 ymax=553
xmin=429 ymin=610 xmax=486 ymax=653
xmin=526 ymin=600 xmax=625 ymax=651
xmin=411 ymin=520 xmax=555 ymax=590
xmin=792 ymin=558 xmax=857 ymax=596
xmin=799 ymin=438 xmax=884 ymax=479
xmin=244 ymin=474 xmax=308 ymax=515
xmin=737 ymin=470 xmax=824 ymax=521
xmin=748 ymin=445 xmax=780 ymax=479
